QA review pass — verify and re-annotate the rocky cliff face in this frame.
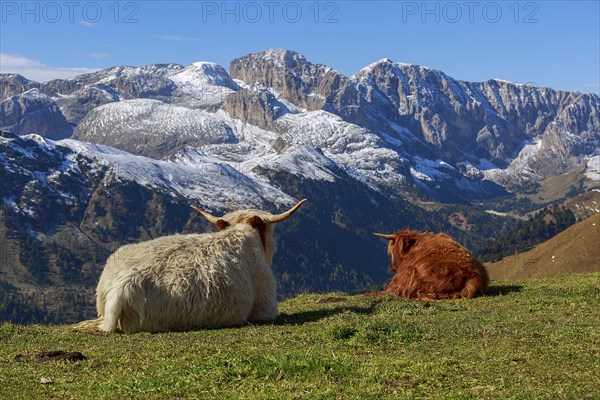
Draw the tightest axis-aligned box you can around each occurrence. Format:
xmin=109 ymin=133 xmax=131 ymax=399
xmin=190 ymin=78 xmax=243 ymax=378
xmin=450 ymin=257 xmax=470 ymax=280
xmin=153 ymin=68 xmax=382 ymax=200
xmin=222 ymin=88 xmax=288 ymax=133
xmin=0 ymin=89 xmax=72 ymax=139
xmin=352 ymin=59 xmax=600 ymax=170
xmin=229 ymin=49 xmax=370 ymax=127
xmin=229 ymin=50 xmax=330 ymax=111
xmin=0 ymin=74 xmax=40 ymax=101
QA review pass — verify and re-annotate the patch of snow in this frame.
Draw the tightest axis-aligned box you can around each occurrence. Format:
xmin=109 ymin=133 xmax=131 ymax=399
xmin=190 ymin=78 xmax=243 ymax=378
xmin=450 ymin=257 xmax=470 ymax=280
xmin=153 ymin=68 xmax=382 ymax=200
xmin=242 ymin=146 xmax=339 ymax=183
xmin=22 ymin=134 xmax=57 ymax=153
xmin=410 ymin=156 xmax=454 ymax=183
xmin=58 ymin=138 xmax=295 ymax=210
xmin=380 ymin=132 xmax=403 ymax=147
xmin=1 ymin=196 xmax=20 ymax=213
xmin=410 ymin=167 xmax=433 ymax=182
xmin=170 ymin=62 xmax=239 ymax=106
xmin=490 ymin=78 xmax=521 ymax=86
xmin=584 ymin=155 xmax=600 ymax=181
xmin=277 ymin=110 xmax=380 ymax=154
xmin=484 ymin=139 xmax=542 ymax=184
xmin=486 ymin=210 xmax=509 ymax=217
xmin=77 ymin=99 xmax=237 ymax=145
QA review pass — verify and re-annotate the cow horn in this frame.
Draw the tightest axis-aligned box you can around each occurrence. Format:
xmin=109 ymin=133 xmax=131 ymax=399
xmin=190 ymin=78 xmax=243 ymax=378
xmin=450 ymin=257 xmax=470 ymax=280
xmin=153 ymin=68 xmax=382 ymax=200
xmin=191 ymin=205 xmax=221 ymax=224
xmin=267 ymin=199 xmax=308 ymax=223
xmin=373 ymin=232 xmax=396 ymax=240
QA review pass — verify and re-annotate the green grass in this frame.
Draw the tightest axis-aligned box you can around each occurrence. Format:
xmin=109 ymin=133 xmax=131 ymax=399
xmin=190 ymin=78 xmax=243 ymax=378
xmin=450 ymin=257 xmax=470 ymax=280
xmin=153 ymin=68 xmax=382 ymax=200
xmin=1 ymin=273 xmax=599 ymax=399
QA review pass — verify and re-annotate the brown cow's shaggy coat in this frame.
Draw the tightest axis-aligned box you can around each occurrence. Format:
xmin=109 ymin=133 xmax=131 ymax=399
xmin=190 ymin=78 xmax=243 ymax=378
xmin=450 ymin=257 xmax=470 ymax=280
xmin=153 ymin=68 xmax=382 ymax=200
xmin=370 ymin=230 xmax=489 ymax=300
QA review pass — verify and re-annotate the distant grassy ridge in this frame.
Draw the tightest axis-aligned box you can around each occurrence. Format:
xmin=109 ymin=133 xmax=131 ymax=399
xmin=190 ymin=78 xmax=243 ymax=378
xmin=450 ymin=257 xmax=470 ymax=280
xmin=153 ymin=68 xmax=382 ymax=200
xmin=486 ymin=213 xmax=600 ymax=281
xmin=1 ymin=273 xmax=599 ymax=399
xmin=562 ymin=189 xmax=600 ymax=220
xmin=524 ymin=165 xmax=597 ymax=204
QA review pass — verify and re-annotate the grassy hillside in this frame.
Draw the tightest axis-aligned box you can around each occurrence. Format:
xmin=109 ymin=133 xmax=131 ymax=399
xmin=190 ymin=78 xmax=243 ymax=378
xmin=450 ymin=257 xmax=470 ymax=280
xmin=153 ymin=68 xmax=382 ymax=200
xmin=475 ymin=204 xmax=578 ymax=262
xmin=1 ymin=273 xmax=599 ymax=399
xmin=523 ymin=165 xmax=598 ymax=204
xmin=486 ymin=213 xmax=600 ymax=281
xmin=562 ymin=189 xmax=600 ymax=220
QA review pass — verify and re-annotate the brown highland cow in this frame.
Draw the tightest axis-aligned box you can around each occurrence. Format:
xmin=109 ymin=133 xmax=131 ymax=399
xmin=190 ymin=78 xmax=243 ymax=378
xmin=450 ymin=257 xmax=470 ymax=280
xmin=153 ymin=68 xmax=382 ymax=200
xmin=369 ymin=229 xmax=489 ymax=300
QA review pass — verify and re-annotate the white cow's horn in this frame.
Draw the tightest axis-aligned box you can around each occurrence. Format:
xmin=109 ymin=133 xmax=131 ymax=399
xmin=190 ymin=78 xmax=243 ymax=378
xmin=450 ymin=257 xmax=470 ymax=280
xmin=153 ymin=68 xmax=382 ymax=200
xmin=267 ymin=199 xmax=308 ymax=223
xmin=191 ymin=205 xmax=222 ymax=224
xmin=373 ymin=232 xmax=396 ymax=240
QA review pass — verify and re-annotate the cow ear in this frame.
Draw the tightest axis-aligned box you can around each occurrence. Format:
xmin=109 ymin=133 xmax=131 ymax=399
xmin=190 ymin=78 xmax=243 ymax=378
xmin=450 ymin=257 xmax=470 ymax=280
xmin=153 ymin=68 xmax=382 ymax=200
xmin=246 ymin=216 xmax=267 ymax=248
xmin=246 ymin=216 xmax=266 ymax=232
xmin=216 ymin=219 xmax=230 ymax=231
xmin=399 ymin=236 xmax=416 ymax=255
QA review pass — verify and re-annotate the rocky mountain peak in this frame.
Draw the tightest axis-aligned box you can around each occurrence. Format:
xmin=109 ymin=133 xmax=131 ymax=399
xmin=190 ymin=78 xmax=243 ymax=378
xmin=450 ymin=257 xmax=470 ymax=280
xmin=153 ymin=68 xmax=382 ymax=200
xmin=352 ymin=57 xmax=395 ymax=78
xmin=0 ymin=73 xmax=41 ymax=101
xmin=230 ymin=49 xmax=338 ymax=108
xmin=229 ymin=49 xmax=368 ymax=127
xmin=170 ymin=62 xmax=239 ymax=91
xmin=242 ymin=49 xmax=310 ymax=68
xmin=0 ymin=88 xmax=72 ymax=140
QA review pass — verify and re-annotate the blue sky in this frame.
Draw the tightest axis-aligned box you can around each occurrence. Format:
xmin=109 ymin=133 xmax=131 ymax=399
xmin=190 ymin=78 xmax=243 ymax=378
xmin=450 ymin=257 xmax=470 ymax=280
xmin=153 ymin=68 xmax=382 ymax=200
xmin=1 ymin=0 xmax=598 ymax=94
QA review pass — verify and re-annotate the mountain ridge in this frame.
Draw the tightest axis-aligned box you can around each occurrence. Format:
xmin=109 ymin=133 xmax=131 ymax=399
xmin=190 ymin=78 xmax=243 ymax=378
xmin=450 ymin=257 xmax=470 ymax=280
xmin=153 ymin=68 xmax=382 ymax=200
xmin=3 ymin=49 xmax=597 ymax=203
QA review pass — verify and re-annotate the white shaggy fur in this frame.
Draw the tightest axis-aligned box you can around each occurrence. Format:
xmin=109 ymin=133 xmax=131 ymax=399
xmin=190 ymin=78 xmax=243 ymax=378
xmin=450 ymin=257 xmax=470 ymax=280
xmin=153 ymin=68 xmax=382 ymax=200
xmin=74 ymin=205 xmax=302 ymax=333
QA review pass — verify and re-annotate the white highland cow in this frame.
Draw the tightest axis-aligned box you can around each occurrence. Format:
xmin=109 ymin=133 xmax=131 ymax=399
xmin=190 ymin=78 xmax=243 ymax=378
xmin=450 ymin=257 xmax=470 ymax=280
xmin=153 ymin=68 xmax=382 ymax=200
xmin=74 ymin=199 xmax=307 ymax=333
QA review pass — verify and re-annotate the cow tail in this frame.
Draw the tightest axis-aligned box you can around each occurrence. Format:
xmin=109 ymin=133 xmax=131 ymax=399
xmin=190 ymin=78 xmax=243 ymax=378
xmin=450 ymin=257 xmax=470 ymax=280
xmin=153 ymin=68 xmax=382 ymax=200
xmin=72 ymin=317 xmax=104 ymax=333
xmin=460 ymin=273 xmax=485 ymax=298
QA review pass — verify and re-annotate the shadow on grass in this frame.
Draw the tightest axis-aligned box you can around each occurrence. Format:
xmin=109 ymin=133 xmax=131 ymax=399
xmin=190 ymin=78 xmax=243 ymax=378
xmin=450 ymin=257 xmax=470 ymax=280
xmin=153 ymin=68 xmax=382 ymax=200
xmin=272 ymin=301 xmax=380 ymax=326
xmin=486 ymin=285 xmax=523 ymax=296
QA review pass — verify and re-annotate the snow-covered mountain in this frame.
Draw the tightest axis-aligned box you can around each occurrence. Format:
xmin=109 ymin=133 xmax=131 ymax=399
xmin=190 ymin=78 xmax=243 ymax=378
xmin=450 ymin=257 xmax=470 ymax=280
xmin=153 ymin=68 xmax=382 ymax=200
xmin=74 ymin=99 xmax=238 ymax=159
xmin=0 ymin=132 xmax=293 ymax=220
xmin=2 ymin=49 xmax=598 ymax=202
xmin=352 ymin=58 xmax=600 ymax=184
